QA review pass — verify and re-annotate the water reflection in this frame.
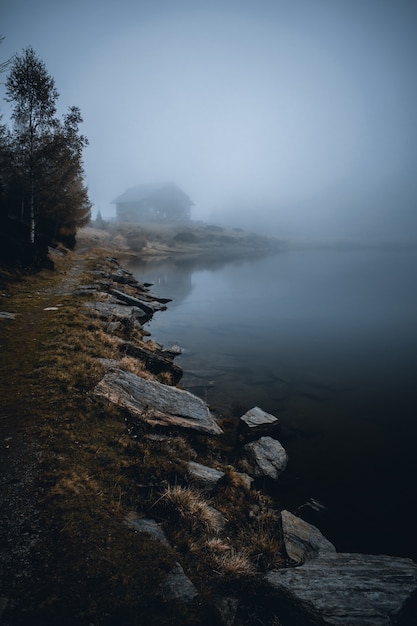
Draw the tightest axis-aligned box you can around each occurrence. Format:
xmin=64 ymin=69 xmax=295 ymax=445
xmin=129 ymin=258 xmax=193 ymax=305
xmin=129 ymin=252 xmax=269 ymax=306
xmin=131 ymin=248 xmax=417 ymax=560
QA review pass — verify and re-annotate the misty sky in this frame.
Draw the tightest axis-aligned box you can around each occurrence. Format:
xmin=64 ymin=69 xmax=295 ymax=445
xmin=1 ymin=0 xmax=417 ymax=240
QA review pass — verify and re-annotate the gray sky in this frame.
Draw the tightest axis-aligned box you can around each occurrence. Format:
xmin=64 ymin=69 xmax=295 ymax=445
xmin=1 ymin=0 xmax=417 ymax=240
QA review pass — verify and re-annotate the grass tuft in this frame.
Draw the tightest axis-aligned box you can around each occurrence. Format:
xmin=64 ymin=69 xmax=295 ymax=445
xmin=212 ymin=548 xmax=256 ymax=578
xmin=159 ymin=485 xmax=223 ymax=536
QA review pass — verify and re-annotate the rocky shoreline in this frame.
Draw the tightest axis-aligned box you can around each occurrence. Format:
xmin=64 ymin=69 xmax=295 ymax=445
xmin=79 ymin=256 xmax=417 ymax=624
xmin=1 ymin=251 xmax=417 ymax=625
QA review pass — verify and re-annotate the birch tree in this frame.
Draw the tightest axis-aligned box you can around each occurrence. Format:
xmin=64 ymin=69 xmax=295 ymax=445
xmin=5 ymin=46 xmax=59 ymax=243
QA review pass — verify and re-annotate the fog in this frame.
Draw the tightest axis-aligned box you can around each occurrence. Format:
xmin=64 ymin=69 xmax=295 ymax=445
xmin=2 ymin=0 xmax=417 ymax=241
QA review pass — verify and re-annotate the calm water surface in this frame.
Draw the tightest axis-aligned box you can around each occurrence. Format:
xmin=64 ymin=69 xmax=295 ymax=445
xmin=130 ymin=248 xmax=417 ymax=560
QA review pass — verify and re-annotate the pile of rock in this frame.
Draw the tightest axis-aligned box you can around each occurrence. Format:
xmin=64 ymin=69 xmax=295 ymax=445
xmin=238 ymin=406 xmax=288 ymax=480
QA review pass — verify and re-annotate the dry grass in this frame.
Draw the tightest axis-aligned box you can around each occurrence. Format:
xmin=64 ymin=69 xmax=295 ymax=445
xmin=0 ymin=253 xmax=184 ymax=622
xmin=50 ymin=469 xmax=102 ymax=498
xmin=95 ymin=326 xmax=124 ymax=348
xmin=0 ymin=247 xmax=288 ymax=624
xmin=205 ymin=537 xmax=231 ymax=554
xmin=246 ymin=520 xmax=285 ymax=571
xmin=212 ymin=548 xmax=256 ymax=578
xmin=159 ymin=485 xmax=223 ymax=536
xmin=118 ymin=355 xmax=149 ymax=377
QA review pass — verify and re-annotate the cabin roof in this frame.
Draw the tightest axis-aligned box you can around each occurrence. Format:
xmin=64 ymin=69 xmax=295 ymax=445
xmin=112 ymin=182 xmax=193 ymax=205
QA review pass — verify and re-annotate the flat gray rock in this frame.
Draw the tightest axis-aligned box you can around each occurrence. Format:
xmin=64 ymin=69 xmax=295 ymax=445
xmin=187 ymin=461 xmax=225 ymax=491
xmin=93 ymin=368 xmax=222 ymax=435
xmin=124 ymin=514 xmax=170 ymax=546
xmin=110 ymin=288 xmax=169 ymax=311
xmin=158 ymin=562 xmax=198 ymax=603
xmin=85 ymin=300 xmax=147 ymax=321
xmin=281 ymin=509 xmax=336 ymax=564
xmin=72 ymin=284 xmax=101 ymax=295
xmin=110 ymin=289 xmax=166 ymax=315
xmin=265 ymin=552 xmax=417 ymax=625
xmin=242 ymin=436 xmax=288 ymax=480
xmin=238 ymin=406 xmax=280 ymax=441
xmin=0 ymin=312 xmax=17 ymax=320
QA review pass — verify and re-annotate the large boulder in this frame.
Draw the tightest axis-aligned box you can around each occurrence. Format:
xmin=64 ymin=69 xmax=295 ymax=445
xmin=242 ymin=436 xmax=288 ymax=480
xmin=265 ymin=552 xmax=417 ymax=625
xmin=93 ymin=368 xmax=222 ymax=435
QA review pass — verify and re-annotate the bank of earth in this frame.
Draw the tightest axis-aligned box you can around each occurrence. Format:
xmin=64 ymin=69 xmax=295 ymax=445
xmin=1 ymin=241 xmax=416 ymax=626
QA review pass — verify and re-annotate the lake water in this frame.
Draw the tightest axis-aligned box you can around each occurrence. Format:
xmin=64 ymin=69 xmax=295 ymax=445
xmin=129 ymin=247 xmax=417 ymax=560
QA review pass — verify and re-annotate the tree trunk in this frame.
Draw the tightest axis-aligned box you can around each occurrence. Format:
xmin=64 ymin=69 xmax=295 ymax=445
xmin=30 ymin=180 xmax=35 ymax=244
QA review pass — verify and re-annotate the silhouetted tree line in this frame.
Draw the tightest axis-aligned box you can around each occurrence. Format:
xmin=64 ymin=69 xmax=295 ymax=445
xmin=0 ymin=45 xmax=91 ymax=269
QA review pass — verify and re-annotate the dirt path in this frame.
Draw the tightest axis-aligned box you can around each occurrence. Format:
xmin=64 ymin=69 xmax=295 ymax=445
xmin=0 ymin=253 xmax=88 ymax=623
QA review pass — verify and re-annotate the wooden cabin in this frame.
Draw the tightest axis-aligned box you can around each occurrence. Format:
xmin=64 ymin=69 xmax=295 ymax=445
xmin=113 ymin=182 xmax=193 ymax=222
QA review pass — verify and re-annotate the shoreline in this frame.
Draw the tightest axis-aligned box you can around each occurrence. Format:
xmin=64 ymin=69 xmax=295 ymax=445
xmin=1 ymin=245 xmax=416 ymax=625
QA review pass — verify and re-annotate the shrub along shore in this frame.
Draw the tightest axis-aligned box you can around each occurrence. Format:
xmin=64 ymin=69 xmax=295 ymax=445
xmin=1 ymin=233 xmax=416 ymax=626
